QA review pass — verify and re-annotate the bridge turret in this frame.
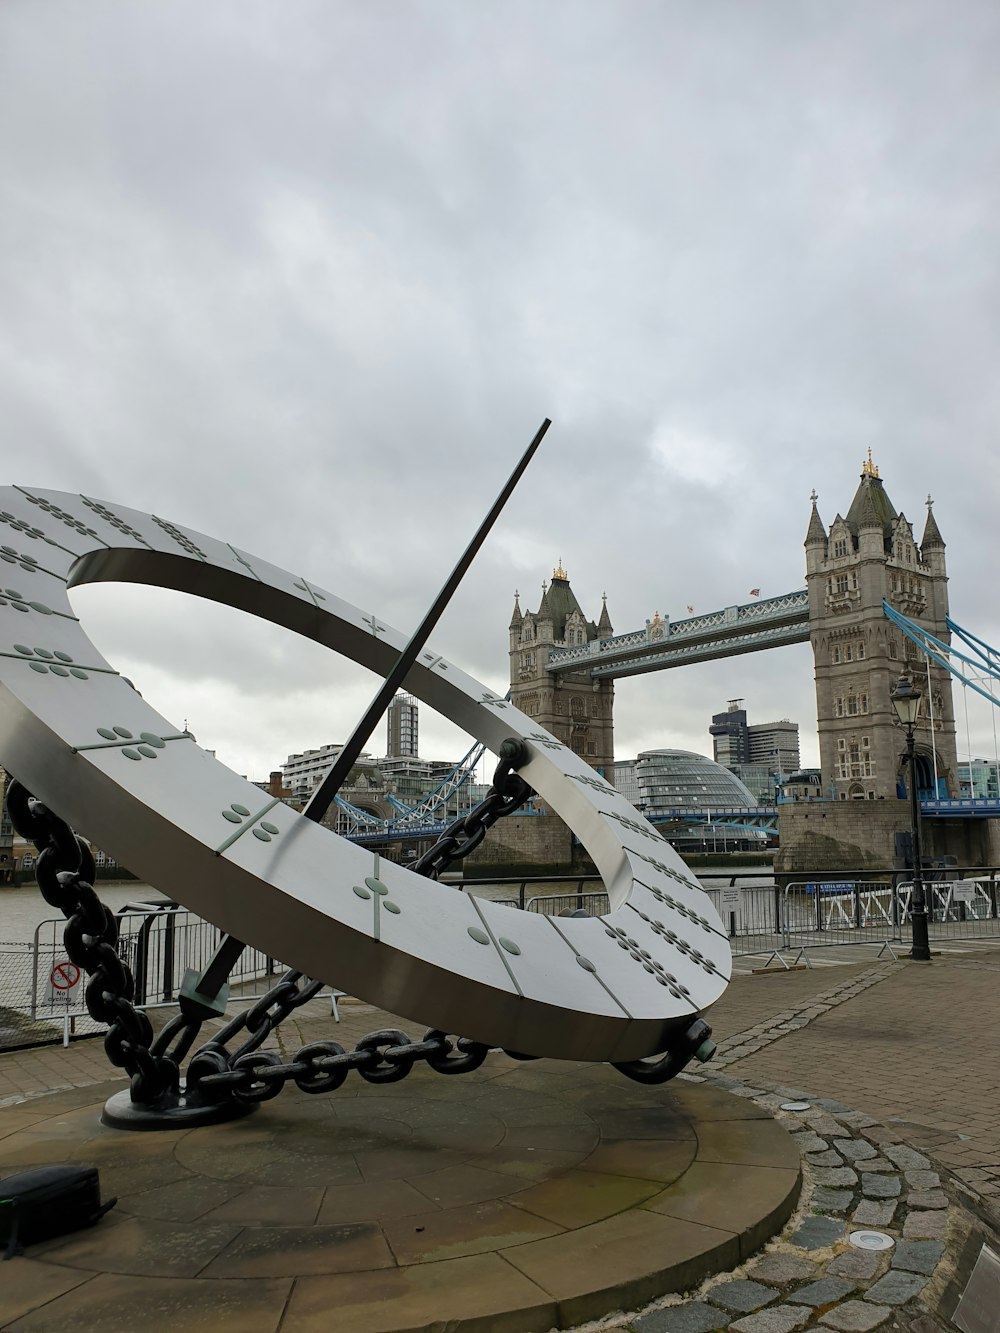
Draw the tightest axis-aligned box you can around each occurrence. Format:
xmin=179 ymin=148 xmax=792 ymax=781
xmin=804 ymin=491 xmax=827 ymax=575
xmin=508 ymin=566 xmax=615 ymax=776
xmin=808 ymin=454 xmax=958 ymax=802
xmin=920 ymin=495 xmax=946 ymax=576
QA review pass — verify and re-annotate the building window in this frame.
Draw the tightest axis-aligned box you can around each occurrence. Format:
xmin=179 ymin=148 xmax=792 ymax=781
xmin=571 ymin=696 xmax=585 ymax=719
xmin=888 ymin=640 xmax=898 ymax=659
xmin=832 ymin=646 xmax=841 ymax=664
xmin=521 ymin=652 xmax=534 ymax=671
xmin=835 ymin=575 xmax=849 ymax=594
xmin=833 ymin=538 xmax=848 ymax=557
xmin=845 ymin=644 xmax=854 ymax=662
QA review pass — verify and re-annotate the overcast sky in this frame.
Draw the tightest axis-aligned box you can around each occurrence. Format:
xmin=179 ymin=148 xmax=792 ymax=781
xmin=2 ymin=1 xmax=998 ymax=785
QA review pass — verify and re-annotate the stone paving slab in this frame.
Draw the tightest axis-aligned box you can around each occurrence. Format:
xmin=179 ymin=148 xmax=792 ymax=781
xmin=0 ymin=1060 xmax=800 ymax=1332
xmin=5 ymin=1274 xmax=294 ymax=1333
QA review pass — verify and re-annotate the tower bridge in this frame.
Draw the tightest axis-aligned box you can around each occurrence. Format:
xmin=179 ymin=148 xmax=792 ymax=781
xmin=346 ymin=456 xmax=989 ymax=858
xmin=510 ymin=454 xmax=962 ymax=807
xmin=545 ymin=589 xmax=810 ymax=679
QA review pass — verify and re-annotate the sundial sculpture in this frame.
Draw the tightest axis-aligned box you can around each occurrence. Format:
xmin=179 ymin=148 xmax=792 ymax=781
xmin=0 ymin=424 xmax=731 ymax=1125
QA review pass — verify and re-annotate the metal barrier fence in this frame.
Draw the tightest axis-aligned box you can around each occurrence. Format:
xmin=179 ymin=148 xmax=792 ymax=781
xmin=0 ymin=903 xmax=338 ymax=1050
xmin=897 ymin=875 xmax=1000 ymax=937
xmin=775 ymin=874 xmax=1000 ymax=966
xmin=779 ymin=880 xmax=898 ymax=966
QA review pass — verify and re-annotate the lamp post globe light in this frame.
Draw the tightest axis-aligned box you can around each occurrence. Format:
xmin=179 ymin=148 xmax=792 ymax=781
xmin=890 ymin=675 xmax=932 ymax=962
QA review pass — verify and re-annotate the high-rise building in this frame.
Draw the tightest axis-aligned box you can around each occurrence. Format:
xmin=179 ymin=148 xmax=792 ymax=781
xmin=805 ymin=452 xmax=958 ymax=799
xmin=747 ymin=720 xmax=799 ymax=775
xmin=710 ymin=701 xmax=800 ymax=802
xmin=387 ymin=693 xmax=419 ymax=758
xmin=710 ymin=700 xmax=749 ymax=766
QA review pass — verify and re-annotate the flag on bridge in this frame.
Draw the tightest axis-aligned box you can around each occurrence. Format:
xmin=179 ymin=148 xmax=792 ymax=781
xmin=686 ymin=605 xmax=694 ymax=614
xmin=749 ymin=588 xmax=760 ymax=597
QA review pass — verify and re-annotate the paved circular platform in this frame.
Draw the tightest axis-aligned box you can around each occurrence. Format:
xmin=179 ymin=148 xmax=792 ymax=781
xmin=0 ymin=1058 xmax=801 ymax=1332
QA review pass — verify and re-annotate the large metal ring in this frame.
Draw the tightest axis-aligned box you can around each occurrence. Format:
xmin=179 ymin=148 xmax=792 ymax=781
xmin=0 ymin=486 xmax=730 ymax=1062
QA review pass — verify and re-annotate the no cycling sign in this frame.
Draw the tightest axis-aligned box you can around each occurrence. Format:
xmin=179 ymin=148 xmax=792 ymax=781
xmin=46 ymin=960 xmax=82 ymax=1005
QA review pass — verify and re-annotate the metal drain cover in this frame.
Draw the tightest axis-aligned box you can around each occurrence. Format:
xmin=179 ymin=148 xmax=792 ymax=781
xmin=780 ymin=1101 xmax=812 ymax=1112
xmin=849 ymin=1230 xmax=895 ymax=1251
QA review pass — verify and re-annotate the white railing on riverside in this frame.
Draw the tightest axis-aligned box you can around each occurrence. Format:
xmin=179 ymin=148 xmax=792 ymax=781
xmin=896 ymin=877 xmax=998 ymax=927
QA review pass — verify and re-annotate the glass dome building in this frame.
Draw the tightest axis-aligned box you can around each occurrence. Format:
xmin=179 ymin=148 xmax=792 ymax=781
xmin=630 ymin=749 xmax=764 ymax=852
xmin=635 ymin=749 xmax=759 ymax=816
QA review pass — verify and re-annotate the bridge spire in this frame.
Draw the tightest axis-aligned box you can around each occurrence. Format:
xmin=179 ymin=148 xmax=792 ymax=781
xmin=804 ymin=491 xmax=826 ymax=547
xmin=862 ymin=447 xmax=879 ymax=478
xmin=921 ymin=495 xmax=945 ymax=550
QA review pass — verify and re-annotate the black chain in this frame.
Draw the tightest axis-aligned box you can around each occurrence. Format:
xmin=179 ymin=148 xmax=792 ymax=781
xmin=5 ymin=780 xmax=197 ymax=1104
xmin=187 ymin=1024 xmax=491 ymax=1105
xmin=407 ymin=738 xmax=533 ymax=878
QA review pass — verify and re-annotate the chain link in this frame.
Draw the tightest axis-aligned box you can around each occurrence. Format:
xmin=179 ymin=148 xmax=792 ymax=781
xmin=187 ymin=1022 xmax=492 ymax=1105
xmin=6 ymin=780 xmax=196 ymax=1104
xmin=407 ymin=739 xmax=533 ymax=878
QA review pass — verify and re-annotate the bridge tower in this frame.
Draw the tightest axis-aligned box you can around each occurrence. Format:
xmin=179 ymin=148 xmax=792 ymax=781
xmin=805 ymin=452 xmax=958 ymax=800
xmin=509 ymin=563 xmax=615 ymax=776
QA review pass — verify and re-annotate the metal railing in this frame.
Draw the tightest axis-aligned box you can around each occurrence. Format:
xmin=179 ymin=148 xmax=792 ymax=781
xmin=525 ymin=890 xmax=611 ymax=917
xmin=0 ymin=903 xmax=338 ymax=1051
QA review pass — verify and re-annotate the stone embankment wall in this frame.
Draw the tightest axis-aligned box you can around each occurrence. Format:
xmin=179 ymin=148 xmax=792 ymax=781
xmin=775 ymin=800 xmax=999 ymax=873
xmin=465 ymin=814 xmax=593 ymax=876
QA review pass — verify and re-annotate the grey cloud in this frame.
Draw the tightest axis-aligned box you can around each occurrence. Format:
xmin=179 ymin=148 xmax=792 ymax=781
xmin=2 ymin=0 xmax=998 ymax=776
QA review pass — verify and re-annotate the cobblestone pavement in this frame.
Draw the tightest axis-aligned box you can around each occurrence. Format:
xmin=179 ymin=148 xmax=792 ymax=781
xmin=716 ymin=950 xmax=1000 ymax=1206
xmin=2 ymin=948 xmax=998 ymax=1331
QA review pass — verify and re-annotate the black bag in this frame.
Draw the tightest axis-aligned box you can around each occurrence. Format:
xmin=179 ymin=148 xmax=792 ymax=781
xmin=0 ymin=1164 xmax=117 ymax=1259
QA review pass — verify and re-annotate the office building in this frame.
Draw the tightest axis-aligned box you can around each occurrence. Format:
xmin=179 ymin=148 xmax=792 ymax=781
xmin=387 ymin=693 xmax=419 ymax=759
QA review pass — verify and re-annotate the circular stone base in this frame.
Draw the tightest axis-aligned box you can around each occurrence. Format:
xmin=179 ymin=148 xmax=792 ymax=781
xmin=0 ymin=1060 xmax=801 ymax=1331
xmin=102 ymin=1086 xmax=258 ymax=1129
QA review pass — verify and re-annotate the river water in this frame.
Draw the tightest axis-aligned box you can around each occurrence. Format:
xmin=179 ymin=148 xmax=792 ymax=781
xmin=0 ymin=882 xmax=168 ymax=947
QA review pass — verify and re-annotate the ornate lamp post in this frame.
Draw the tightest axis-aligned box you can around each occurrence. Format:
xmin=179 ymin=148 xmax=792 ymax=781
xmin=890 ymin=675 xmax=931 ymax=962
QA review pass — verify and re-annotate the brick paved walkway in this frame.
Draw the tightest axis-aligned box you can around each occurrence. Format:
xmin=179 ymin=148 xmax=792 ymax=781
xmin=717 ymin=951 xmax=1000 ymax=1208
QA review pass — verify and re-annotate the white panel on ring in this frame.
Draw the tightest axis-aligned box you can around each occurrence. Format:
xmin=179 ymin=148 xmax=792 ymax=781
xmin=0 ymin=487 xmax=731 ymax=1062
